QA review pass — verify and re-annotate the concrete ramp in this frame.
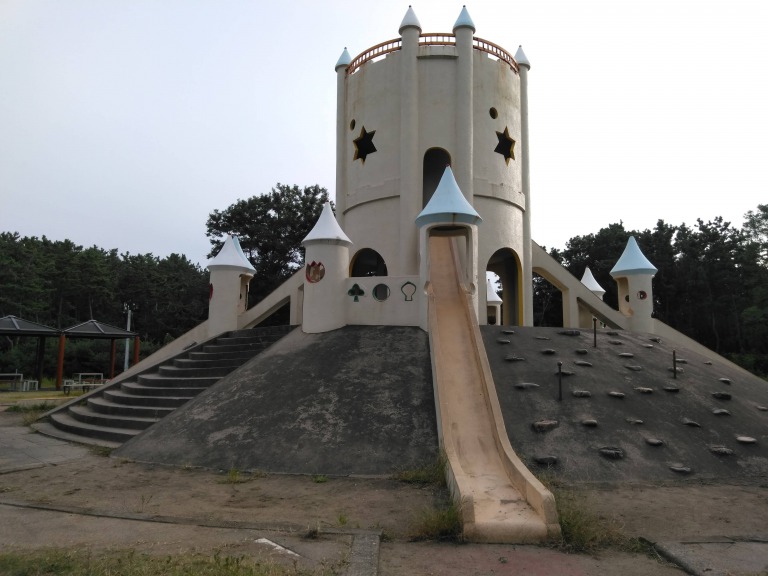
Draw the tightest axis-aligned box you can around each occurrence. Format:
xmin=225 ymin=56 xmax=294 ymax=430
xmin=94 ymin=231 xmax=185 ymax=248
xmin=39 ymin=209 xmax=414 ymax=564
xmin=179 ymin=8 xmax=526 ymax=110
xmin=427 ymin=235 xmax=560 ymax=543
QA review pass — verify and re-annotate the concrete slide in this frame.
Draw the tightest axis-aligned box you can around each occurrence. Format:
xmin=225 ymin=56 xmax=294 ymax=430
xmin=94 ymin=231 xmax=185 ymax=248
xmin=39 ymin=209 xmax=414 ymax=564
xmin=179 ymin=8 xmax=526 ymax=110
xmin=427 ymin=235 xmax=560 ymax=543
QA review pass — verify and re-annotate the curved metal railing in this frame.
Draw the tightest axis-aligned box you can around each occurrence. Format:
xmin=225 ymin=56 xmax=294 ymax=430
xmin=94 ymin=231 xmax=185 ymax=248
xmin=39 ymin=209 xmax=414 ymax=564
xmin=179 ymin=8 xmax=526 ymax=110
xmin=347 ymin=33 xmax=519 ymax=75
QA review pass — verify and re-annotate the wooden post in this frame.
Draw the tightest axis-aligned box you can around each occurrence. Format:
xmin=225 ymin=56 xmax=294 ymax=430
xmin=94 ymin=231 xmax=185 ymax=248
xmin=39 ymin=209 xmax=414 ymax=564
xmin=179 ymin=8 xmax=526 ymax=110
xmin=109 ymin=339 xmax=117 ymax=379
xmin=56 ymin=334 xmax=66 ymax=390
xmin=133 ymin=336 xmax=140 ymax=366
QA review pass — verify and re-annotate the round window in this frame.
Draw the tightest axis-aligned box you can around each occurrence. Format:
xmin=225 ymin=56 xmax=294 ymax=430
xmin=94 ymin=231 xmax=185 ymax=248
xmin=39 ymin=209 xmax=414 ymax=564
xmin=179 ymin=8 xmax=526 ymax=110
xmin=373 ymin=283 xmax=390 ymax=301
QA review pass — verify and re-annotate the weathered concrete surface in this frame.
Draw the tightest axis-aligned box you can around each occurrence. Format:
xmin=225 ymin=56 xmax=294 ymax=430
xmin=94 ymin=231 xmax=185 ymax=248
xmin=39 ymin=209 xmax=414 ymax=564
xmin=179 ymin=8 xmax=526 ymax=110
xmin=115 ymin=326 xmax=438 ymax=476
xmin=482 ymin=326 xmax=768 ymax=484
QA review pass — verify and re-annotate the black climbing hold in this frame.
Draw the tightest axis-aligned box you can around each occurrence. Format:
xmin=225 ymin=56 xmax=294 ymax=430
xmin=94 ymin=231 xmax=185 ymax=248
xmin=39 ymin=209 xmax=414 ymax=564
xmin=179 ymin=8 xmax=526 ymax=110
xmin=535 ymin=336 xmax=550 ymax=341
xmin=581 ymin=419 xmax=598 ymax=427
xmin=541 ymin=349 xmax=557 ymax=355
xmin=497 ymin=339 xmax=511 ymax=344
xmin=558 ymin=369 xmax=575 ymax=376
xmin=669 ymin=464 xmax=692 ymax=474
xmin=575 ymin=349 xmax=589 ymax=355
xmin=676 ymin=358 xmax=688 ymax=364
xmin=649 ymin=337 xmax=662 ymax=343
xmin=712 ymin=408 xmax=731 ymax=416
xmin=574 ymin=360 xmax=593 ymax=367
xmin=643 ymin=344 xmax=655 ymax=349
xmin=668 ymin=366 xmax=684 ymax=373
xmin=572 ymin=390 xmax=591 ymax=398
xmin=599 ymin=447 xmax=624 ymax=460
xmin=607 ymin=331 xmax=620 ymax=336
xmin=634 ymin=386 xmax=653 ymax=394
xmin=504 ymin=355 xmax=526 ymax=362
xmin=618 ymin=352 xmax=634 ymax=358
xmin=682 ymin=418 xmax=701 ymax=427
xmin=712 ymin=392 xmax=732 ymax=400
xmin=663 ymin=386 xmax=680 ymax=393
xmin=502 ymin=329 xmax=515 ymax=335
xmin=626 ymin=417 xmax=644 ymax=425
xmin=757 ymin=405 xmax=768 ymax=411
xmin=609 ymin=340 xmax=624 ymax=345
xmin=709 ymin=445 xmax=734 ymax=456
xmin=645 ymin=438 xmax=664 ymax=446
xmin=718 ymin=377 xmax=732 ymax=385
xmin=626 ymin=365 xmax=644 ymax=372
xmin=736 ymin=435 xmax=757 ymax=444
xmin=534 ymin=455 xmax=558 ymax=466
xmin=608 ymin=391 xmax=625 ymax=399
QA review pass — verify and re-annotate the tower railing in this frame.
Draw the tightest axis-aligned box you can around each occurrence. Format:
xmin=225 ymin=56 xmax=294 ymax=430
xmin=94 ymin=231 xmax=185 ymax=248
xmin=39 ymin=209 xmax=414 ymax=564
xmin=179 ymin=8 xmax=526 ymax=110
xmin=347 ymin=34 xmax=519 ymax=75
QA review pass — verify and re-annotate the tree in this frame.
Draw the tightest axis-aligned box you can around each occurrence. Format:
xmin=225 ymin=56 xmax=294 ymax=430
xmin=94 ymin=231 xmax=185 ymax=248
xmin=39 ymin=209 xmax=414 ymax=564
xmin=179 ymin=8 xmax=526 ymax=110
xmin=743 ymin=204 xmax=768 ymax=267
xmin=205 ymin=184 xmax=329 ymax=304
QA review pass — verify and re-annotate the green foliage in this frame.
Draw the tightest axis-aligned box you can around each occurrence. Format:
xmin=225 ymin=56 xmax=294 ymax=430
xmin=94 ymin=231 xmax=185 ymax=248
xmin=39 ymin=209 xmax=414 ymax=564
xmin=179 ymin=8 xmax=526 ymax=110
xmin=539 ymin=206 xmax=768 ymax=373
xmin=407 ymin=499 xmax=464 ymax=542
xmin=205 ymin=184 xmax=329 ymax=304
xmin=0 ymin=232 xmax=209 ymax=378
xmin=392 ymin=453 xmax=448 ymax=487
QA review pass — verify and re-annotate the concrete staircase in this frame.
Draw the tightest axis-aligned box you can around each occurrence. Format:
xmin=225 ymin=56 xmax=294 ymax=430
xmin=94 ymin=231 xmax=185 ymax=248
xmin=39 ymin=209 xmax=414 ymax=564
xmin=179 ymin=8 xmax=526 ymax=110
xmin=37 ymin=326 xmax=293 ymax=448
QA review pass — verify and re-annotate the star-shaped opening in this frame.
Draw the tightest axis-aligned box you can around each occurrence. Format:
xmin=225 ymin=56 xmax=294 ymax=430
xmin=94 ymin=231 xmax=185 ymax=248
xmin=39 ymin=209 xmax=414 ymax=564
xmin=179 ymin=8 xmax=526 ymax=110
xmin=353 ymin=126 xmax=377 ymax=164
xmin=494 ymin=127 xmax=516 ymax=165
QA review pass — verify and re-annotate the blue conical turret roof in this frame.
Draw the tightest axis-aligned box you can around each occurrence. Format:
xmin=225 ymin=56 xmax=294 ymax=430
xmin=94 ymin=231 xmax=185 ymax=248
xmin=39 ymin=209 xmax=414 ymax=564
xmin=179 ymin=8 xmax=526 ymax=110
xmin=335 ymin=47 xmax=351 ymax=71
xmin=416 ymin=166 xmax=481 ymax=227
xmin=453 ymin=6 xmax=476 ymax=32
xmin=610 ymin=236 xmax=657 ymax=277
xmin=399 ymin=5 xmax=421 ymax=34
xmin=514 ymin=45 xmax=531 ymax=69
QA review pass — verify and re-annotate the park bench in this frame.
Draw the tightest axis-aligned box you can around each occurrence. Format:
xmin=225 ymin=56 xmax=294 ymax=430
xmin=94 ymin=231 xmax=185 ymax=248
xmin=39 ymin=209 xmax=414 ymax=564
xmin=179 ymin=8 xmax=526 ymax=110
xmin=63 ymin=373 xmax=106 ymax=394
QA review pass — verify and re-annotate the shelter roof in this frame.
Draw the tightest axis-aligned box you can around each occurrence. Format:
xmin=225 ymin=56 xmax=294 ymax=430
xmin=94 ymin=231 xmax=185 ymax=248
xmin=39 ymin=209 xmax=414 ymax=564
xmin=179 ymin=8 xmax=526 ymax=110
xmin=0 ymin=315 xmax=59 ymax=337
xmin=63 ymin=319 xmax=136 ymax=339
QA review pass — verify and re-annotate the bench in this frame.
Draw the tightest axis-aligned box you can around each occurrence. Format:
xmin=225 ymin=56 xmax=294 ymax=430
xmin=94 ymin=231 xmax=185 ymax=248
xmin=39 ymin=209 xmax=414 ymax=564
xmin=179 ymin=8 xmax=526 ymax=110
xmin=63 ymin=373 xmax=106 ymax=395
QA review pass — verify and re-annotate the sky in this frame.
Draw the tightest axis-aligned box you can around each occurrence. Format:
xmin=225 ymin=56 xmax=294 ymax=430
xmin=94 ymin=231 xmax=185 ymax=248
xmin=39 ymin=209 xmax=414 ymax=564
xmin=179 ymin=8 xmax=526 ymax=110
xmin=1 ymin=0 xmax=766 ymax=266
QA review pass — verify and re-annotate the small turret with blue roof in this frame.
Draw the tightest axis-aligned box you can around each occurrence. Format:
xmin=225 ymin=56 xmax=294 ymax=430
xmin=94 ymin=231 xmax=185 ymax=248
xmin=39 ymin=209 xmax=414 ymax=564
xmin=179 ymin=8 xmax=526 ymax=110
xmin=610 ymin=236 xmax=657 ymax=332
xmin=416 ymin=166 xmax=482 ymax=227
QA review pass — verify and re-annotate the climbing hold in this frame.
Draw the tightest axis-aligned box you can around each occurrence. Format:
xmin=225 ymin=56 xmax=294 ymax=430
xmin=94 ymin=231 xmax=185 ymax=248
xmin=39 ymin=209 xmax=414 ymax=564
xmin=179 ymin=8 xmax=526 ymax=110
xmin=712 ymin=392 xmax=732 ymax=400
xmin=682 ymin=418 xmax=701 ymax=427
xmin=668 ymin=366 xmax=684 ymax=373
xmin=712 ymin=408 xmax=731 ymax=416
xmin=575 ymin=349 xmax=589 ymax=355
xmin=502 ymin=329 xmax=515 ymax=335
xmin=599 ymin=447 xmax=624 ymax=460
xmin=645 ymin=437 xmax=664 ymax=446
xmin=534 ymin=455 xmax=558 ymax=466
xmin=609 ymin=340 xmax=624 ymax=345
xmin=709 ymin=445 xmax=734 ymax=456
xmin=581 ymin=419 xmax=598 ymax=427
xmin=626 ymin=417 xmax=644 ymax=425
xmin=718 ymin=377 xmax=732 ymax=385
xmin=663 ymin=385 xmax=680 ymax=393
xmin=736 ymin=436 xmax=757 ymax=444
xmin=497 ymin=339 xmax=511 ymax=344
xmin=559 ymin=330 xmax=581 ymax=336
xmin=634 ymin=387 xmax=653 ymax=394
xmin=514 ymin=382 xmax=540 ymax=390
xmin=618 ymin=352 xmax=634 ymax=358
xmin=704 ymin=361 xmax=713 ymax=365
xmin=574 ymin=360 xmax=593 ymax=367
xmin=535 ymin=336 xmax=551 ymax=340
xmin=626 ymin=365 xmax=644 ymax=372
xmin=643 ymin=344 xmax=655 ymax=349
xmin=532 ymin=420 xmax=559 ymax=432
xmin=572 ymin=390 xmax=591 ymax=398
xmin=669 ymin=464 xmax=692 ymax=474
xmin=676 ymin=358 xmax=688 ymax=364
xmin=504 ymin=355 xmax=526 ymax=362
xmin=541 ymin=349 xmax=557 ymax=355
xmin=558 ymin=369 xmax=575 ymax=376
xmin=649 ymin=337 xmax=662 ymax=343
xmin=608 ymin=391 xmax=625 ymax=399
xmin=757 ymin=405 xmax=768 ymax=411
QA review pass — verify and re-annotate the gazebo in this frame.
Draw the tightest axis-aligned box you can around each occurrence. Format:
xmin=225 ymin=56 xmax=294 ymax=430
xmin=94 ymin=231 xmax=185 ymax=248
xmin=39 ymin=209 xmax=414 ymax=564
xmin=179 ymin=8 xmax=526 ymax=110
xmin=0 ymin=315 xmax=59 ymax=386
xmin=58 ymin=320 xmax=139 ymax=388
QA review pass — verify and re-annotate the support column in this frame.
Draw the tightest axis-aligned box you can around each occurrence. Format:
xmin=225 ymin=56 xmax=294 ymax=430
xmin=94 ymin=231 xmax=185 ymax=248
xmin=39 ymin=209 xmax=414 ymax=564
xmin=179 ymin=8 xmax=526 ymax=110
xmin=516 ymin=46 xmax=533 ymax=326
xmin=453 ymin=18 xmax=474 ymax=204
xmin=334 ymin=49 xmax=351 ymax=227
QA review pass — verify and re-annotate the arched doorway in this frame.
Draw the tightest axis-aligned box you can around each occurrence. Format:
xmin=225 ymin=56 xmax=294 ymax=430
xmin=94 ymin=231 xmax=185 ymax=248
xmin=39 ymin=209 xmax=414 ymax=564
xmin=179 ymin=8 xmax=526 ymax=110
xmin=350 ymin=248 xmax=388 ymax=277
xmin=486 ymin=248 xmax=522 ymax=325
xmin=422 ymin=148 xmax=452 ymax=207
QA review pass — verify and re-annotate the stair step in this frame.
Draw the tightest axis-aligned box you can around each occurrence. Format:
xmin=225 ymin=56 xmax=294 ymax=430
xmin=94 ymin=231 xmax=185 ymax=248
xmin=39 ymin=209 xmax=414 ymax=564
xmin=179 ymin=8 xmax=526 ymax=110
xmin=105 ymin=388 xmax=193 ymax=407
xmin=158 ymin=365 xmax=234 ymax=378
xmin=69 ymin=404 xmax=159 ymax=430
xmin=137 ymin=374 xmax=220 ymax=388
xmin=50 ymin=411 xmax=141 ymax=444
xmin=87 ymin=396 xmax=175 ymax=419
xmin=120 ymin=381 xmax=206 ymax=398
xmin=202 ymin=342 xmax=267 ymax=354
xmin=187 ymin=350 xmax=255 ymax=362
xmin=173 ymin=357 xmax=246 ymax=369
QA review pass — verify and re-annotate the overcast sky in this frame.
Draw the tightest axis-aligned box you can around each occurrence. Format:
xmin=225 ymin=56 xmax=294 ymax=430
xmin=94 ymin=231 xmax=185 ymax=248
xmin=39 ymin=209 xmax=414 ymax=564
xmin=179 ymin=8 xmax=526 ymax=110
xmin=1 ymin=0 xmax=766 ymax=266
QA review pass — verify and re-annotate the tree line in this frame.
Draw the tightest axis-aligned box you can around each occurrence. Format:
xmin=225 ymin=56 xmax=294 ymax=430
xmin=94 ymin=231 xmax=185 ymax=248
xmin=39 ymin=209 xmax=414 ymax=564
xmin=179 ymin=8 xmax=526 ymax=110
xmin=535 ymin=205 xmax=768 ymax=376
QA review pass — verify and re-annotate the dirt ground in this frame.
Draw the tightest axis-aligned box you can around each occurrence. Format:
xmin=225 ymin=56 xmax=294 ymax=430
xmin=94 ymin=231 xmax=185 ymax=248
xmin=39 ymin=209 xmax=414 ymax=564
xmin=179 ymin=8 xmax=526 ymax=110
xmin=1 ymin=411 xmax=767 ymax=575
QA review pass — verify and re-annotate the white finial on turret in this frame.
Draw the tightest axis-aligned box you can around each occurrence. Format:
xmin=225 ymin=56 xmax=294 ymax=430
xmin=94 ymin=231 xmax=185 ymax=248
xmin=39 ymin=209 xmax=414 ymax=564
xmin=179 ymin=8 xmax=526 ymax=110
xmin=335 ymin=47 xmax=351 ymax=71
xmin=399 ymin=5 xmax=422 ymax=34
xmin=453 ymin=5 xmax=476 ymax=33
xmin=514 ymin=45 xmax=531 ymax=70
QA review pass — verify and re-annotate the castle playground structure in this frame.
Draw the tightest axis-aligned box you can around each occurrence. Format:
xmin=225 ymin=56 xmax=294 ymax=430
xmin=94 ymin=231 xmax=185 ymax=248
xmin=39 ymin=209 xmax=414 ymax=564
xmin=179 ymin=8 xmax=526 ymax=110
xmin=39 ymin=7 xmax=768 ymax=544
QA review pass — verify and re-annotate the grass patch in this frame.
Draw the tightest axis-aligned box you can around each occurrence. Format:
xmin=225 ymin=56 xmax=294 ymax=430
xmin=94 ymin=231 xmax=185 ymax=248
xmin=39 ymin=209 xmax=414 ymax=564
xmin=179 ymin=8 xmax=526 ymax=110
xmin=0 ymin=547 xmax=333 ymax=575
xmin=407 ymin=499 xmax=463 ymax=542
xmin=540 ymin=475 xmax=642 ymax=554
xmin=311 ymin=475 xmax=328 ymax=484
xmin=392 ymin=452 xmax=447 ymax=487
xmin=89 ymin=445 xmax=115 ymax=457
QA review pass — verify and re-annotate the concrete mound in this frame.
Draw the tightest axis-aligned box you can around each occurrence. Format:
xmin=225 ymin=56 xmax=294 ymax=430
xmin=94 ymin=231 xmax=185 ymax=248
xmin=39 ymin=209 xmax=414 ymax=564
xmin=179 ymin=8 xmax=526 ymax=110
xmin=116 ymin=326 xmax=438 ymax=476
xmin=482 ymin=326 xmax=768 ymax=484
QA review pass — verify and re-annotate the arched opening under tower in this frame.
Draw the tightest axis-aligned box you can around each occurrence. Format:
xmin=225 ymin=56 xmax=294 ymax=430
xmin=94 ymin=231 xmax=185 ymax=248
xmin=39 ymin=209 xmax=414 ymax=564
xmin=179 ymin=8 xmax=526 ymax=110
xmin=486 ymin=248 xmax=523 ymax=326
xmin=422 ymin=148 xmax=452 ymax=208
xmin=350 ymin=248 xmax=388 ymax=277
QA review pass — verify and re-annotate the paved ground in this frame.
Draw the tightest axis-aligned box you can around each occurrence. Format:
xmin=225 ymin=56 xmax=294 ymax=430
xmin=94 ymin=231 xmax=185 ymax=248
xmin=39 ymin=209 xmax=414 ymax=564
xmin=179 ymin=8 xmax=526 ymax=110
xmin=2 ymin=408 xmax=767 ymax=575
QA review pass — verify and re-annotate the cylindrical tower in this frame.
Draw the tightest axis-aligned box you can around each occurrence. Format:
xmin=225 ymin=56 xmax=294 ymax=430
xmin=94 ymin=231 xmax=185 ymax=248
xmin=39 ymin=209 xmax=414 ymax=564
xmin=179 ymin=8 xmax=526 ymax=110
xmin=336 ymin=7 xmax=529 ymax=324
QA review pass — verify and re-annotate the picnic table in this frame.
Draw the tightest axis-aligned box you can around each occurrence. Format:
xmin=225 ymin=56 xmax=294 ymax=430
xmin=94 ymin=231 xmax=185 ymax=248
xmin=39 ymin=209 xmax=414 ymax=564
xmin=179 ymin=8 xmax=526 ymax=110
xmin=63 ymin=373 xmax=106 ymax=394
xmin=0 ymin=372 xmax=38 ymax=391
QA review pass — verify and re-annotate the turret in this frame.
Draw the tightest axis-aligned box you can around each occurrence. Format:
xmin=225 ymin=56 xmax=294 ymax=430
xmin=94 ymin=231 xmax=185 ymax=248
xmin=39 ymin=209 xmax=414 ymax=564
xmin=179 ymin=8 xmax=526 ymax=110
xmin=610 ymin=236 xmax=657 ymax=333
xmin=301 ymin=202 xmax=353 ymax=333
xmin=207 ymin=235 xmax=255 ymax=338
xmin=579 ymin=266 xmax=606 ymax=328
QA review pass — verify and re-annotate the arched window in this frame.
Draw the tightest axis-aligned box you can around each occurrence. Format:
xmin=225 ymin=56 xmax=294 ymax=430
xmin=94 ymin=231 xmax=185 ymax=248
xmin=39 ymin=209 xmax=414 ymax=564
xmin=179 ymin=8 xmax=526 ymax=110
xmin=350 ymin=248 xmax=388 ymax=277
xmin=423 ymin=148 xmax=451 ymax=207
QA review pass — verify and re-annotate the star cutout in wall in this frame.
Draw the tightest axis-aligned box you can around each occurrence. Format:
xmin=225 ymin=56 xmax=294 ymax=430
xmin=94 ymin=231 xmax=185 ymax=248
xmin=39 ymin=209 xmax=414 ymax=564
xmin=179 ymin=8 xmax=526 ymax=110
xmin=353 ymin=126 xmax=377 ymax=164
xmin=494 ymin=127 xmax=516 ymax=165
